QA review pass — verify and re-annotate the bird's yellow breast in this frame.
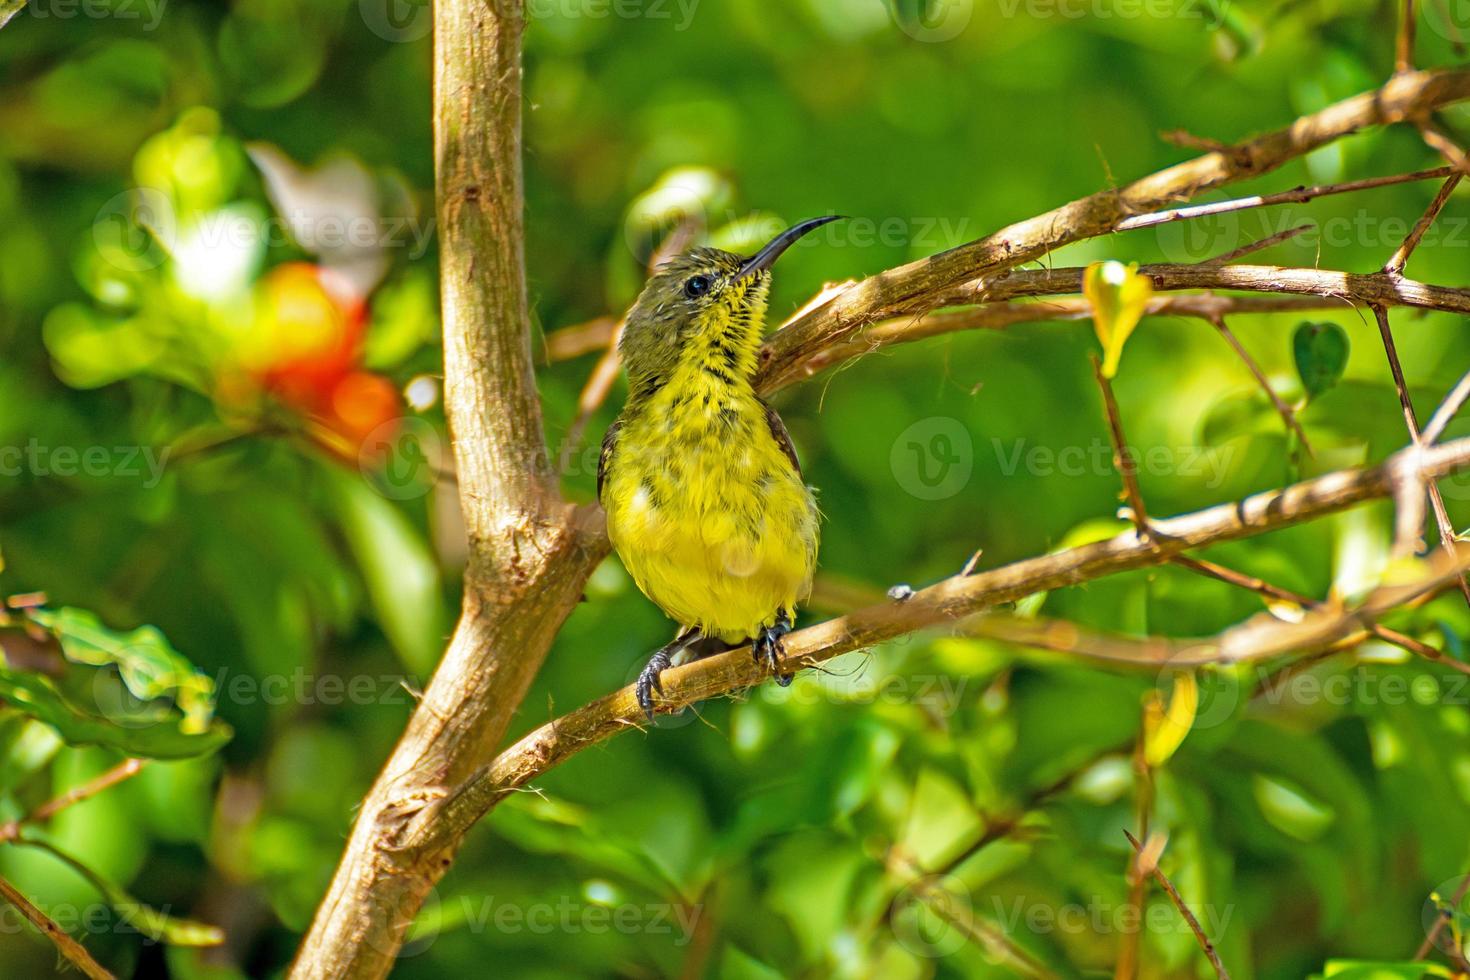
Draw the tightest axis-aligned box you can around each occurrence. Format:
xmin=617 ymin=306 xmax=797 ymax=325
xmin=602 ymin=370 xmax=818 ymax=643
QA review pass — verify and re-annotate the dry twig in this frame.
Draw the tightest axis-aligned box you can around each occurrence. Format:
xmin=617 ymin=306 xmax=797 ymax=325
xmin=1123 ymin=830 xmax=1232 ymax=980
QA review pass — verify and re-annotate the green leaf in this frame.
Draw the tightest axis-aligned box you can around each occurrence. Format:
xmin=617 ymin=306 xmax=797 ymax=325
xmin=327 ymin=469 xmax=446 ymax=675
xmin=363 ymin=270 xmax=437 ymax=370
xmin=1252 ymin=773 xmax=1336 ymax=842
xmin=719 ymin=946 xmax=788 ymax=980
xmin=0 ymin=667 xmax=229 ymax=759
xmin=1293 ymin=321 xmax=1349 ymax=400
xmin=0 ymin=713 xmax=63 ymax=792
xmin=26 ymin=607 xmax=216 ymax=734
xmin=18 ymin=837 xmax=224 ymax=946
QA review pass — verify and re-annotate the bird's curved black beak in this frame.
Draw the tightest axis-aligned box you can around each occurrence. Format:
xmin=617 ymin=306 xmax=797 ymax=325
xmin=736 ymin=215 xmax=845 ymax=280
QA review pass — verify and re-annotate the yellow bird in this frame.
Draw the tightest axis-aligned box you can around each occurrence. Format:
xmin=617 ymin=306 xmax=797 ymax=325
xmin=599 ymin=216 xmax=839 ymax=718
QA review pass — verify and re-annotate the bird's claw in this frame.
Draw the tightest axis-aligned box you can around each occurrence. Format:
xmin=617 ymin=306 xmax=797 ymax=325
xmin=754 ymin=618 xmax=794 ymax=687
xmin=635 ymin=650 xmax=672 ymax=721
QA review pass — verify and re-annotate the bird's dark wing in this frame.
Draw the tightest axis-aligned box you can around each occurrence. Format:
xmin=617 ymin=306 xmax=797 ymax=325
xmin=760 ymin=400 xmax=802 ymax=478
xmin=597 ymin=419 xmax=622 ymax=503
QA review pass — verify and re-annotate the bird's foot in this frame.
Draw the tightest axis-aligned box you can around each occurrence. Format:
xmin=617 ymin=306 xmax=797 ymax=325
xmin=753 ymin=613 xmax=794 ymax=687
xmin=635 ymin=628 xmax=701 ymax=722
xmin=635 ymin=651 xmax=672 ymax=721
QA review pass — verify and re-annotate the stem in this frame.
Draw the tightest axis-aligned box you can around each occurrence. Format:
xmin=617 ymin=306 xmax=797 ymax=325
xmin=0 ymin=872 xmax=114 ymax=980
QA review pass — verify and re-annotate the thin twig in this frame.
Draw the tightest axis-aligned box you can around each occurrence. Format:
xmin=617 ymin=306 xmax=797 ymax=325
xmin=0 ymin=871 xmax=114 ymax=980
xmin=1202 ymin=223 xmax=1314 ymax=265
xmin=914 ymin=263 xmax=1470 ymax=340
xmin=1417 ymin=870 xmax=1470 ymax=959
xmin=1170 ymin=554 xmax=1462 ymax=667
xmin=1113 ymin=167 xmax=1456 ymax=232
xmin=902 ymin=870 xmax=1059 ymax=979
xmin=1089 ymin=354 xmax=1151 ymax=540
xmin=1370 ymin=303 xmax=1470 ymax=603
xmin=543 ymin=315 xmax=618 ymax=362
xmin=1424 ymin=368 xmax=1470 ymax=444
xmin=1123 ymin=830 xmax=1232 ymax=980
xmin=1385 ymin=173 xmax=1462 ymax=274
xmin=1398 ymin=0 xmax=1417 ymax=73
xmin=0 ymin=759 xmax=146 ymax=844
xmin=1208 ymin=315 xmax=1313 ymax=456
xmin=791 ymin=293 xmax=1341 ymax=382
xmin=1420 ymin=119 xmax=1470 ymax=175
xmin=1114 ymin=742 xmax=1154 ymax=980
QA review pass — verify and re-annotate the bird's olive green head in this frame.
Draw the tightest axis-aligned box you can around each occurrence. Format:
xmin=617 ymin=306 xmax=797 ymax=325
xmin=620 ymin=216 xmax=842 ymax=396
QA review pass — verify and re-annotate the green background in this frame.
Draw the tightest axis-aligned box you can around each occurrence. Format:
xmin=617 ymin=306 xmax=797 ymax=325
xmin=3 ymin=0 xmax=1470 ymax=976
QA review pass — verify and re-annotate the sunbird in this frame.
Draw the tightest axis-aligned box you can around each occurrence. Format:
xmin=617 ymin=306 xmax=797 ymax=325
xmin=599 ymin=216 xmax=841 ymax=719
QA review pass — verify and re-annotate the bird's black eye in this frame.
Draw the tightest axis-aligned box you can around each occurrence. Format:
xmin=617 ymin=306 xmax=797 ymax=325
xmin=683 ymin=275 xmax=712 ymax=299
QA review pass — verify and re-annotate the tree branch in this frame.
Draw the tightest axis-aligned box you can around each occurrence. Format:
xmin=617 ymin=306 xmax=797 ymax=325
xmin=0 ymin=871 xmax=114 ymax=980
xmin=0 ymin=758 xmax=145 ymax=844
xmin=788 ymin=293 xmax=1340 ymax=382
xmin=1089 ymin=353 xmax=1152 ymax=537
xmin=411 ymin=435 xmax=1470 ymax=854
xmin=0 ymin=0 xmax=25 ymax=30
xmin=1207 ymin=314 xmax=1312 ymax=455
xmin=290 ymin=2 xmax=603 ymax=976
xmin=1385 ymin=173 xmax=1461 ymax=274
xmin=1123 ymin=830 xmax=1232 ymax=980
xmin=293 ymin=59 xmax=1470 ymax=977
xmin=1113 ymin=166 xmax=1455 ymax=233
xmin=759 ymin=68 xmax=1470 ymax=390
xmin=779 ymin=263 xmax=1470 ymax=388
xmin=1370 ymin=304 xmax=1470 ymax=606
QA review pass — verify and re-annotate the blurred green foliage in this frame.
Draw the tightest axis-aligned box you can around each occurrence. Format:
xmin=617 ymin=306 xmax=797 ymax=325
xmin=3 ymin=0 xmax=1470 ymax=977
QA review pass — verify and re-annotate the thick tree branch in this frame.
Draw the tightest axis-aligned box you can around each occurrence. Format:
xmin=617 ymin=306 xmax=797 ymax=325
xmin=291 ymin=2 xmax=601 ymax=977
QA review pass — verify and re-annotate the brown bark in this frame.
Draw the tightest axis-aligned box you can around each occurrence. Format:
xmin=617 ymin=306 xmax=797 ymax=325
xmin=289 ymin=1 xmax=603 ymax=975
